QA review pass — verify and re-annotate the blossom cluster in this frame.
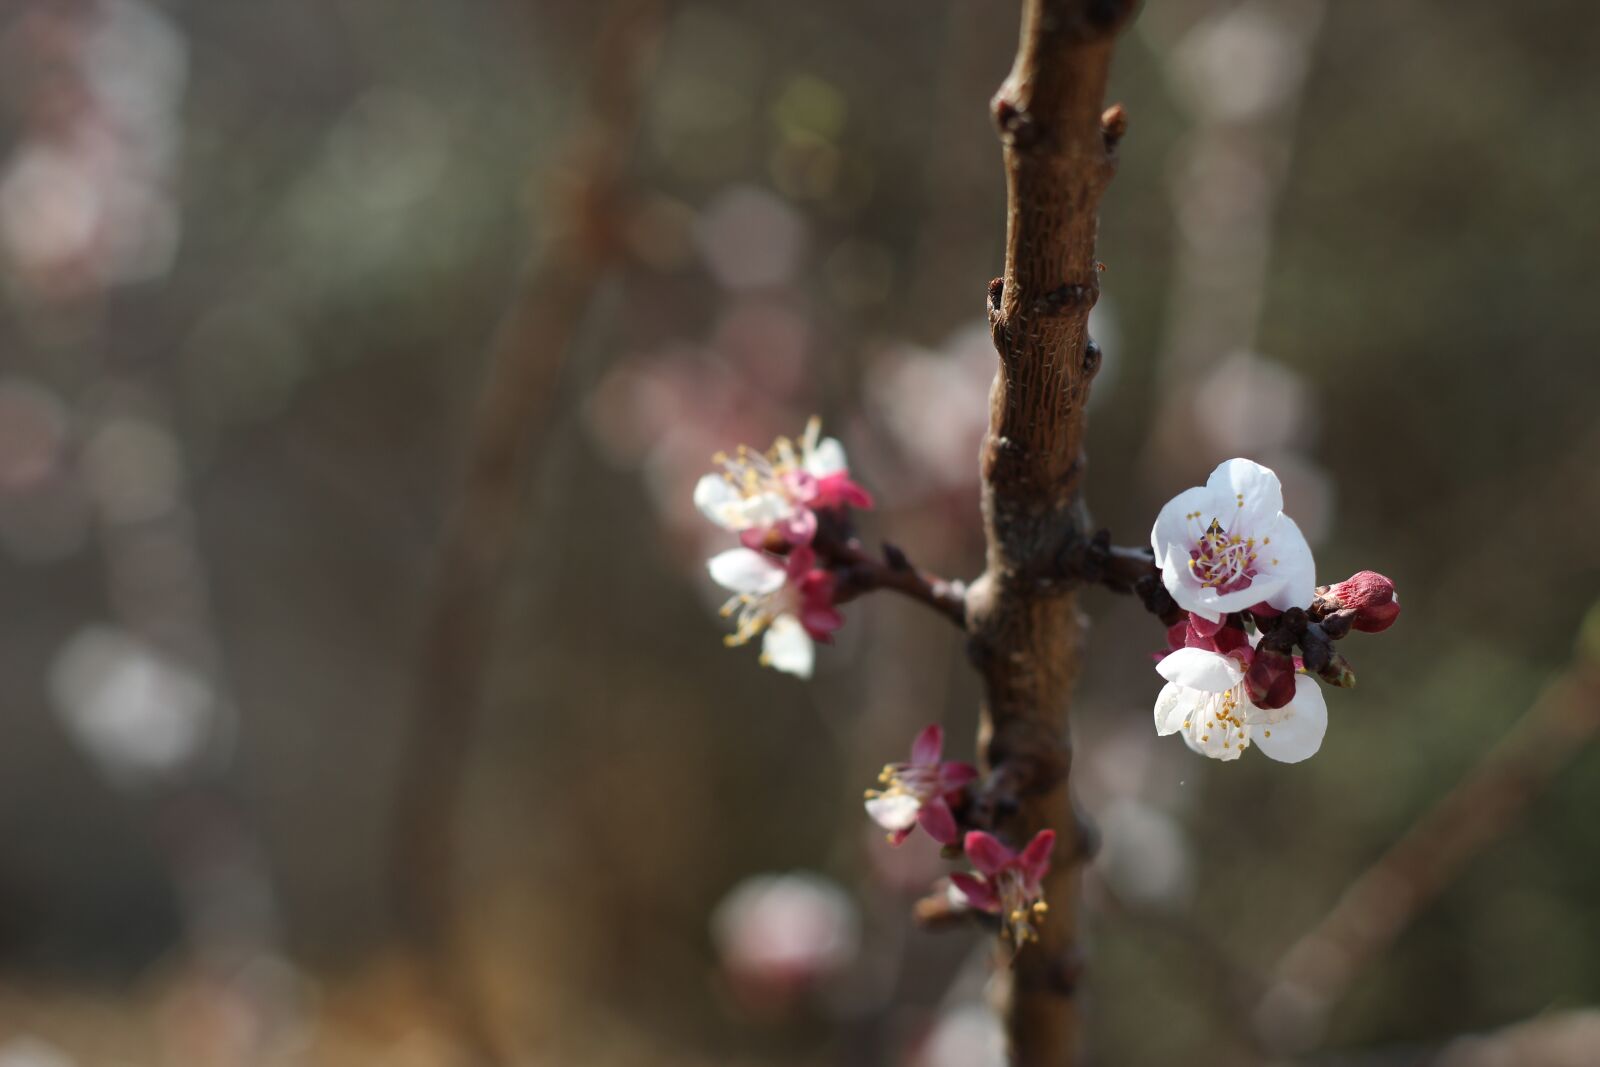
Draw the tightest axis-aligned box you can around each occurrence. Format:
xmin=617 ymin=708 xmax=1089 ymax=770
xmin=696 ymin=417 xmax=873 ymax=678
xmin=1149 ymin=458 xmax=1399 ymax=763
xmin=864 ymin=723 xmax=1056 ymax=944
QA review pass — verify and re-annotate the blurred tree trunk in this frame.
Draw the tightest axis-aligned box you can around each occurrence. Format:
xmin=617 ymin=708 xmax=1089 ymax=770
xmin=389 ymin=4 xmax=661 ymax=1062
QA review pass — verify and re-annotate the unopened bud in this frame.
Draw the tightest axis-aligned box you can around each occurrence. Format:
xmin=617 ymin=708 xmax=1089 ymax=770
xmin=1323 ymin=571 xmax=1400 ymax=633
xmin=1319 ymin=610 xmax=1354 ymax=640
xmin=1246 ymin=645 xmax=1296 ymax=709
xmin=1316 ymin=652 xmax=1357 ymax=688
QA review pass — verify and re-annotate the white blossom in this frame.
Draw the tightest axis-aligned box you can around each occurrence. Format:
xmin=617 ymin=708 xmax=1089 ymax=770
xmin=1151 ymin=457 xmax=1315 ymax=622
xmin=1153 ymin=646 xmax=1327 ymax=763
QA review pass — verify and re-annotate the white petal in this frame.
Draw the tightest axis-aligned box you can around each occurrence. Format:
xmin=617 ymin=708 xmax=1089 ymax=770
xmin=1181 ymin=722 xmax=1244 ymax=761
xmin=1205 ymin=458 xmax=1284 ymax=532
xmin=1253 ymin=675 xmax=1327 ymax=763
xmin=1259 ymin=514 xmax=1317 ymax=612
xmin=1151 ymin=486 xmax=1215 ymax=561
xmin=804 ymin=437 xmax=848 ymax=477
xmin=1153 ymin=682 xmax=1195 ymax=736
xmin=1154 ymin=484 xmax=1253 ymax=620
xmin=762 ymin=615 xmax=814 ymax=678
xmin=707 ymin=548 xmax=785 ymax=595
xmin=1181 ymin=573 xmax=1288 ymax=619
xmin=1156 ymin=647 xmax=1245 ymax=692
xmin=693 ymin=474 xmax=744 ymax=529
xmin=865 ymin=793 xmax=919 ymax=832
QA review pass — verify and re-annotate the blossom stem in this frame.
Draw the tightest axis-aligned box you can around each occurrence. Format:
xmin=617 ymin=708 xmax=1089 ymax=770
xmin=817 ymin=532 xmax=967 ymax=627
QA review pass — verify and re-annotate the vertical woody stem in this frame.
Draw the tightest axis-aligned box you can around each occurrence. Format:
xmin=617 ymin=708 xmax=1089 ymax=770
xmin=967 ymin=1 xmax=1136 ymax=1063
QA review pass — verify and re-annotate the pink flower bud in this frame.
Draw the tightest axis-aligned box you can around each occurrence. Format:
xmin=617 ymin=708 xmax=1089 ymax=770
xmin=1325 ymin=571 xmax=1400 ymax=633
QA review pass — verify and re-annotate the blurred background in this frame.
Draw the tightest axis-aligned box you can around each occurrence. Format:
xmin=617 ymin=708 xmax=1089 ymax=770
xmin=1 ymin=0 xmax=1598 ymax=1064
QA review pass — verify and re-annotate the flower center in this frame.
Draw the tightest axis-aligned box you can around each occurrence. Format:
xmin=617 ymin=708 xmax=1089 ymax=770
xmin=719 ymin=583 xmax=796 ymax=647
xmin=996 ymin=870 xmax=1048 ymax=944
xmin=870 ymin=763 xmax=937 ymax=808
xmin=1188 ymin=517 xmax=1259 ymax=594
xmin=713 ymin=445 xmax=784 ymax=498
xmin=1181 ymin=683 xmax=1252 ymax=753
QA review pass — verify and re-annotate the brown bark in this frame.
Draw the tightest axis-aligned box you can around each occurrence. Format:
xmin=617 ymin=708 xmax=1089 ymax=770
xmin=967 ymin=2 xmax=1136 ymax=1063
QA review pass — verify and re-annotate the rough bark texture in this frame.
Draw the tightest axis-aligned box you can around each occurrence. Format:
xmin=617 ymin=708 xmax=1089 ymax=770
xmin=967 ymin=2 xmax=1136 ymax=1063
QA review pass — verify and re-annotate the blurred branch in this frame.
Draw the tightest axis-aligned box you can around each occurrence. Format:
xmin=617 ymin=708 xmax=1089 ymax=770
xmin=1255 ymin=614 xmax=1600 ymax=1056
xmin=388 ymin=4 xmax=662 ymax=1062
xmin=966 ymin=2 xmax=1136 ymax=1063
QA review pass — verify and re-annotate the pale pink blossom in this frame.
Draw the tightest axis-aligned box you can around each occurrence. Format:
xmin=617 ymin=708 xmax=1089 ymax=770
xmin=863 ymin=724 xmax=977 ymax=846
xmin=694 ymin=416 xmax=872 ymax=550
xmin=707 ymin=545 xmax=842 ymax=678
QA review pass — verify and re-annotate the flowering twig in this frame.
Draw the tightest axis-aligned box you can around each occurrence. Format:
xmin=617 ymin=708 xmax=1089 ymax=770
xmin=690 ymin=3 xmax=1401 ymax=1062
xmin=1255 ymin=618 xmax=1600 ymax=1055
xmin=389 ymin=4 xmax=661 ymax=1061
xmin=963 ymin=1 xmax=1137 ymax=1061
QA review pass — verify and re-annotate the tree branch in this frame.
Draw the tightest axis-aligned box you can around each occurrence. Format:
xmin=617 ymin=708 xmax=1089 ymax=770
xmin=820 ymin=533 xmax=968 ymax=627
xmin=1255 ymin=632 xmax=1600 ymax=1056
xmin=388 ymin=5 xmax=660 ymax=1061
xmin=967 ymin=2 xmax=1137 ymax=1063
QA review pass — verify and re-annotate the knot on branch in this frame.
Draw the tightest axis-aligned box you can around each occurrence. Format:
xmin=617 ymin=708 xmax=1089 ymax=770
xmin=1032 ymin=281 xmax=1096 ymax=317
xmin=991 ymin=96 xmax=1042 ymax=150
xmin=967 ymin=738 xmax=1071 ymax=829
xmin=1101 ymin=103 xmax=1128 ymax=152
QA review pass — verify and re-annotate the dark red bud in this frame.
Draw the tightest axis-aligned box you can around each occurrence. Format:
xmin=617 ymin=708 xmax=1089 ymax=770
xmin=1246 ymin=646 xmax=1296 ymax=710
xmin=1327 ymin=571 xmax=1401 ymax=633
xmin=1319 ymin=611 xmax=1354 ymax=640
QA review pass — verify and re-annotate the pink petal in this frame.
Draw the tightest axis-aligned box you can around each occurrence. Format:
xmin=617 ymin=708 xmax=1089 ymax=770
xmin=1165 ymin=620 xmax=1190 ymax=653
xmin=814 ymin=473 xmax=874 ymax=511
xmin=785 ymin=545 xmax=817 ymax=575
xmin=1020 ymin=829 xmax=1056 ymax=886
xmin=783 ymin=469 xmax=821 ymax=504
xmin=800 ymin=604 xmax=844 ymax=639
xmin=797 ymin=569 xmax=835 ymax=603
xmin=917 ymin=797 xmax=960 ymax=845
xmin=963 ymin=831 xmax=1013 ymax=877
xmin=1188 ymin=613 xmax=1225 ymax=639
xmin=779 ymin=507 xmax=818 ymax=545
xmin=1212 ymin=626 xmax=1251 ymax=657
xmin=939 ymin=761 xmax=979 ymax=789
xmin=911 ymin=723 xmax=944 ymax=766
xmin=887 ymin=827 xmax=912 ymax=847
xmin=948 ymin=873 xmax=998 ymax=913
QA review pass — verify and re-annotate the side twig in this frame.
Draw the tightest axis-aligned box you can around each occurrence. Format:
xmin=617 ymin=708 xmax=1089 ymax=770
xmin=1255 ymin=619 xmax=1600 ymax=1056
xmin=819 ymin=531 xmax=968 ymax=627
xmin=388 ymin=5 xmax=661 ymax=1062
xmin=966 ymin=2 xmax=1137 ymax=1063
